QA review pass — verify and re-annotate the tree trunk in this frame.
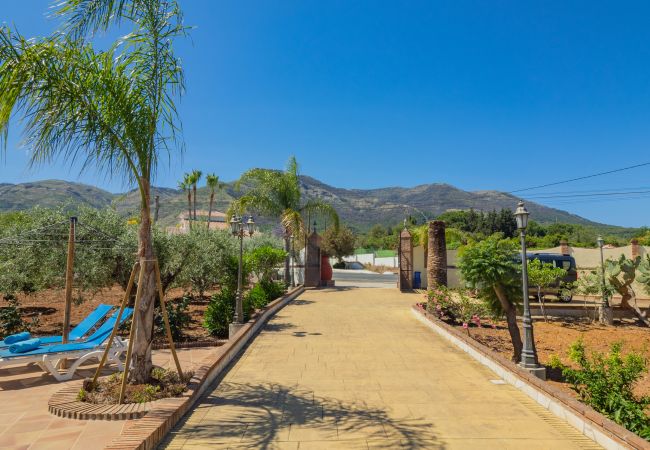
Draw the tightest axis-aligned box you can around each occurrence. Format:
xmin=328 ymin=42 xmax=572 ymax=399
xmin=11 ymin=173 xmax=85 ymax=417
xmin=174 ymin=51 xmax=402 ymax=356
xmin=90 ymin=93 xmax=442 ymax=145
xmin=427 ymin=221 xmax=447 ymax=288
xmin=620 ymin=286 xmax=650 ymax=327
xmin=493 ymin=283 xmax=523 ymax=362
xmin=284 ymin=231 xmax=291 ymax=286
xmin=192 ymin=185 xmax=197 ymax=221
xmin=207 ymin=192 xmax=214 ymax=230
xmin=186 ymin=191 xmax=192 ymax=230
xmin=130 ymin=178 xmax=156 ymax=384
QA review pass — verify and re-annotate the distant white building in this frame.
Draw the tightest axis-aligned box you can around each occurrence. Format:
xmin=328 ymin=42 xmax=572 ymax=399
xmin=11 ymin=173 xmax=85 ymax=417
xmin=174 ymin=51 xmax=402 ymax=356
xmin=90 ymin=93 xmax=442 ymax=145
xmin=166 ymin=209 xmax=228 ymax=234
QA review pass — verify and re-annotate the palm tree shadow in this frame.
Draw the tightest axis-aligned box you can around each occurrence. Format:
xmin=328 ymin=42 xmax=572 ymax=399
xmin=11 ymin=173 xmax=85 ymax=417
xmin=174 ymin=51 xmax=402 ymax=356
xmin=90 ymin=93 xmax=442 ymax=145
xmin=161 ymin=381 xmax=444 ymax=449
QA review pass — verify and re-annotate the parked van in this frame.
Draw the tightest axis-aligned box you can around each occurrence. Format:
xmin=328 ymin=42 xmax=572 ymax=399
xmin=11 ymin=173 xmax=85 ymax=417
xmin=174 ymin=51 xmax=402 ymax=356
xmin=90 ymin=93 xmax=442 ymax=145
xmin=526 ymin=253 xmax=577 ymax=302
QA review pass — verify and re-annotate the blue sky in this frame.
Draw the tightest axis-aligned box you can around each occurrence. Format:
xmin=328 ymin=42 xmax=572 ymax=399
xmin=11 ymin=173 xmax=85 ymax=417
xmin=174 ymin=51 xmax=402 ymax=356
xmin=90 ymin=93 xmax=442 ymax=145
xmin=3 ymin=1 xmax=650 ymax=227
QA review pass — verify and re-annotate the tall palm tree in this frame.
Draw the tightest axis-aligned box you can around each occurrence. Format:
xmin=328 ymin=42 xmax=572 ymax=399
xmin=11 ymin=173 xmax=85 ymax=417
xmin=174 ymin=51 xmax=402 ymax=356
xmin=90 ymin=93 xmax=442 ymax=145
xmin=178 ymin=176 xmax=192 ymax=231
xmin=205 ymin=173 xmax=223 ymax=230
xmin=189 ymin=169 xmax=202 ymax=221
xmin=0 ymin=0 xmax=188 ymax=383
xmin=230 ymin=156 xmax=339 ymax=284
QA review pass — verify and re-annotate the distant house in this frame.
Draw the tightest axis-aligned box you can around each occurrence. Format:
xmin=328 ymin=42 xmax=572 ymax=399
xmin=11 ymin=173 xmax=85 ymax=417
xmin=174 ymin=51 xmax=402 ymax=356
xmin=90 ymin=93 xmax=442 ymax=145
xmin=166 ymin=209 xmax=228 ymax=234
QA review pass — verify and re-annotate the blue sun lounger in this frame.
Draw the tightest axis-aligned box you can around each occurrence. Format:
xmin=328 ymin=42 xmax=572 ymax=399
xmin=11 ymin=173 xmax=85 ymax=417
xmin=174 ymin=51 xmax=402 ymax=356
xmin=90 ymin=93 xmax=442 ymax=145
xmin=0 ymin=307 xmax=133 ymax=381
xmin=0 ymin=303 xmax=114 ymax=348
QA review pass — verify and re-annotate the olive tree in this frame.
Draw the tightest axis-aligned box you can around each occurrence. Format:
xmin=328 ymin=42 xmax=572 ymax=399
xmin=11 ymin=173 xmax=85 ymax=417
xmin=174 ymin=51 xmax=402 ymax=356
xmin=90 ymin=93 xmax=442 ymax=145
xmin=321 ymin=225 xmax=355 ymax=263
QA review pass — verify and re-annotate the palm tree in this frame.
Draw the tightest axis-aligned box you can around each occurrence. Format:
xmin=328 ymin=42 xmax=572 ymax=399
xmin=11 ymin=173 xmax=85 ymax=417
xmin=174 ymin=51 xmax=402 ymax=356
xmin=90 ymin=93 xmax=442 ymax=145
xmin=230 ymin=156 xmax=339 ymax=284
xmin=178 ymin=176 xmax=192 ymax=231
xmin=205 ymin=173 xmax=223 ymax=230
xmin=0 ymin=0 xmax=188 ymax=383
xmin=189 ymin=169 xmax=202 ymax=221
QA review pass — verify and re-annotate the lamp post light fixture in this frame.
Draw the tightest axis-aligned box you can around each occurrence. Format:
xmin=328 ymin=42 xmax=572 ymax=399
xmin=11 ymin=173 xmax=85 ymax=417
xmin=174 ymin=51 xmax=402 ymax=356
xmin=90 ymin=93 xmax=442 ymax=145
xmin=514 ymin=201 xmax=546 ymax=380
xmin=229 ymin=215 xmax=255 ymax=338
xmin=597 ymin=235 xmax=613 ymax=325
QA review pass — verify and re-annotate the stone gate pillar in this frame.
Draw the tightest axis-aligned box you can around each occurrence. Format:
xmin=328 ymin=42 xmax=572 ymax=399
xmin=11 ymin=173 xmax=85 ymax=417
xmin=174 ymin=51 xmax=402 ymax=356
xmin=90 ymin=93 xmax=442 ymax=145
xmin=304 ymin=230 xmax=321 ymax=287
xmin=399 ymin=225 xmax=413 ymax=291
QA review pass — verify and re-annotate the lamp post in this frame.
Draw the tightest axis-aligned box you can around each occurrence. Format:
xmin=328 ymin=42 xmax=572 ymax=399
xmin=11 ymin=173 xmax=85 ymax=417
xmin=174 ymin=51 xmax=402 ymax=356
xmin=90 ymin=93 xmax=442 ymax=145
xmin=514 ymin=201 xmax=546 ymax=380
xmin=229 ymin=215 xmax=255 ymax=338
xmin=597 ymin=235 xmax=613 ymax=325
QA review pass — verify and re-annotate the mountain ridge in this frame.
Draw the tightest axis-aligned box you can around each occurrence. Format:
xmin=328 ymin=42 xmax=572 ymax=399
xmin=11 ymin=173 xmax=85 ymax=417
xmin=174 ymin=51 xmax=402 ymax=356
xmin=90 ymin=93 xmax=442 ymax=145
xmin=0 ymin=177 xmax=629 ymax=231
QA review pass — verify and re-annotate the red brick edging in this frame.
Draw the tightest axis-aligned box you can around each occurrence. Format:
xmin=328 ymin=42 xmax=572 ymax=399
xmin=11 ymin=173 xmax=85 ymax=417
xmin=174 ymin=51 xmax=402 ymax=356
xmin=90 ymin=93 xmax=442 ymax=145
xmin=100 ymin=286 xmax=305 ymax=450
xmin=49 ymin=382 xmax=152 ymax=420
xmin=412 ymin=304 xmax=650 ymax=450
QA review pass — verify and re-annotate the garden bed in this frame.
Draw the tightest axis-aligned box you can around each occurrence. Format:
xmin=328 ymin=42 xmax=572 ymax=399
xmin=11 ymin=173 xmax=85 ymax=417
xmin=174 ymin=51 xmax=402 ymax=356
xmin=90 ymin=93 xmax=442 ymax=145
xmin=5 ymin=285 xmax=222 ymax=345
xmin=447 ymin=317 xmax=650 ymax=397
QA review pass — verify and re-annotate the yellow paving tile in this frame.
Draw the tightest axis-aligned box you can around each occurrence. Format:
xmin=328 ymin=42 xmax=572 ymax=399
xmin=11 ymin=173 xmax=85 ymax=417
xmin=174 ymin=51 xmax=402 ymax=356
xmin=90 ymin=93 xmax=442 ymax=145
xmin=163 ymin=288 xmax=600 ymax=449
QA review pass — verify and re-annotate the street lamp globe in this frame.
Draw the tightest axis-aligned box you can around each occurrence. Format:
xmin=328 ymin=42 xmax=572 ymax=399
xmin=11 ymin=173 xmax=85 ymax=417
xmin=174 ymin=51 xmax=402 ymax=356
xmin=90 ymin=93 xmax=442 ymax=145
xmin=230 ymin=216 xmax=239 ymax=235
xmin=246 ymin=216 xmax=255 ymax=236
xmin=514 ymin=201 xmax=529 ymax=230
xmin=597 ymin=235 xmax=604 ymax=248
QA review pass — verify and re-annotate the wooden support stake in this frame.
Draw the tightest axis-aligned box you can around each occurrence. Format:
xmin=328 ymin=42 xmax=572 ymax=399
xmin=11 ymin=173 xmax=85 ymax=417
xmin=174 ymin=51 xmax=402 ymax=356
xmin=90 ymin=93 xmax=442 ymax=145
xmin=119 ymin=259 xmax=147 ymax=404
xmin=91 ymin=262 xmax=139 ymax=387
xmin=62 ymin=217 xmax=76 ymax=344
xmin=154 ymin=260 xmax=183 ymax=378
xmin=60 ymin=217 xmax=76 ymax=369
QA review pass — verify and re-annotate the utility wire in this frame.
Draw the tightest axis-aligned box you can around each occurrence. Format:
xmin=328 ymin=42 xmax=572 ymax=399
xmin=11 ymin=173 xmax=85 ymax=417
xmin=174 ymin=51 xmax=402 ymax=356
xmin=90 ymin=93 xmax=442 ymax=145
xmin=524 ymin=189 xmax=650 ymax=200
xmin=510 ymin=161 xmax=650 ymax=194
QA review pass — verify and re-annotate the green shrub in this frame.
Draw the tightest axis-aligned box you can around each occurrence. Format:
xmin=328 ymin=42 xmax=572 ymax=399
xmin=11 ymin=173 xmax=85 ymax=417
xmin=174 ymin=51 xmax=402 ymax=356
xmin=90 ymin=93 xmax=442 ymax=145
xmin=550 ymin=340 xmax=650 ymax=440
xmin=203 ymin=288 xmax=253 ymax=338
xmin=203 ymin=289 xmax=234 ymax=337
xmin=154 ymin=294 xmax=191 ymax=341
xmin=260 ymin=279 xmax=285 ymax=301
xmin=246 ymin=283 xmax=269 ymax=309
xmin=0 ymin=294 xmax=29 ymax=336
xmin=332 ymin=261 xmax=345 ymax=269
xmin=245 ymin=245 xmax=286 ymax=283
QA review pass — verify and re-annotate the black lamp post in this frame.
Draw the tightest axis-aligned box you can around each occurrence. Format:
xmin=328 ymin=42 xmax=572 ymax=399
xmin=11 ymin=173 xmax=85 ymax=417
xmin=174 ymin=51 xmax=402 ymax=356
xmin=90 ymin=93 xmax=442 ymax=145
xmin=514 ymin=201 xmax=546 ymax=380
xmin=229 ymin=215 xmax=255 ymax=338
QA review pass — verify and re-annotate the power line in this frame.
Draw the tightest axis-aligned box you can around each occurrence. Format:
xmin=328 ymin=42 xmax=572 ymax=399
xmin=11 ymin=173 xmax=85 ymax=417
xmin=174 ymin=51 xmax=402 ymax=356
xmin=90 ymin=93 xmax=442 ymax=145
xmin=510 ymin=161 xmax=650 ymax=194
xmin=524 ymin=189 xmax=650 ymax=200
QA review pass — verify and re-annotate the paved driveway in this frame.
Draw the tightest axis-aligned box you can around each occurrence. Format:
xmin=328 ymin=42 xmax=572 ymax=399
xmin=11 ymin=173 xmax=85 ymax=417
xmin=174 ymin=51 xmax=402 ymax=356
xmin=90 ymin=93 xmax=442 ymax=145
xmin=332 ymin=269 xmax=397 ymax=288
xmin=162 ymin=288 xmax=600 ymax=449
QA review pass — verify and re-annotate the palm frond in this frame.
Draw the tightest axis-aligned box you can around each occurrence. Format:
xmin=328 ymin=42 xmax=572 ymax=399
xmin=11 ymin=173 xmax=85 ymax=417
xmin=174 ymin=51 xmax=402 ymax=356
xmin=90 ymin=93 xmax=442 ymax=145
xmin=301 ymin=198 xmax=340 ymax=230
xmin=281 ymin=209 xmax=305 ymax=238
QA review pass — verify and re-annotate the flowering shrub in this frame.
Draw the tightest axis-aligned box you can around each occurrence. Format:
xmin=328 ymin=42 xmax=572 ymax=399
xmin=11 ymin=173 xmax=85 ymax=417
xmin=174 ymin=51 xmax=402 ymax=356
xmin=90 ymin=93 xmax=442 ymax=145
xmin=425 ymin=286 xmax=492 ymax=329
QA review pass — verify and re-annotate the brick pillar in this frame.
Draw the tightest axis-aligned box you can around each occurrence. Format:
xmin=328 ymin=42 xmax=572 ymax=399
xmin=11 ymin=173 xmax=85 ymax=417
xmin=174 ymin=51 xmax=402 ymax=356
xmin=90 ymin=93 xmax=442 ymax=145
xmin=560 ymin=240 xmax=569 ymax=255
xmin=427 ymin=221 xmax=447 ymax=288
xmin=398 ymin=227 xmax=413 ymax=291
xmin=631 ymin=238 xmax=640 ymax=260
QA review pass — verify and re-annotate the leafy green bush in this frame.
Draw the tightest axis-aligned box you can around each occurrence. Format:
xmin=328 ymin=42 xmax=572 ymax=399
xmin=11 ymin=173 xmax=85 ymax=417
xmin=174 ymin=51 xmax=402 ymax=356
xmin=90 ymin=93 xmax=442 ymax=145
xmin=550 ymin=340 xmax=650 ymax=440
xmin=154 ymin=295 xmax=191 ymax=341
xmin=203 ymin=288 xmax=253 ymax=338
xmin=245 ymin=245 xmax=286 ymax=283
xmin=246 ymin=284 xmax=269 ymax=310
xmin=260 ymin=279 xmax=285 ymax=300
xmin=244 ymin=280 xmax=286 ymax=311
xmin=0 ymin=294 xmax=27 ymax=336
xmin=332 ymin=261 xmax=345 ymax=269
xmin=203 ymin=289 xmax=235 ymax=337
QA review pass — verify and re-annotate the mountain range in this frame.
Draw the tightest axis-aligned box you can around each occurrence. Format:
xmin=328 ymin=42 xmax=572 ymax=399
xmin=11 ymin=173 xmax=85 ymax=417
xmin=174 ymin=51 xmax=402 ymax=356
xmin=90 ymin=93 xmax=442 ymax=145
xmin=0 ymin=178 xmax=631 ymax=233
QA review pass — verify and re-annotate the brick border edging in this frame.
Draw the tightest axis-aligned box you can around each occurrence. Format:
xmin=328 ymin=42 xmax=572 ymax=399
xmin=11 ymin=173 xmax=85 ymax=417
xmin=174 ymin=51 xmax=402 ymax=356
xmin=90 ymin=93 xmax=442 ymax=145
xmin=102 ymin=286 xmax=305 ymax=450
xmin=411 ymin=304 xmax=650 ymax=450
xmin=49 ymin=382 xmax=152 ymax=420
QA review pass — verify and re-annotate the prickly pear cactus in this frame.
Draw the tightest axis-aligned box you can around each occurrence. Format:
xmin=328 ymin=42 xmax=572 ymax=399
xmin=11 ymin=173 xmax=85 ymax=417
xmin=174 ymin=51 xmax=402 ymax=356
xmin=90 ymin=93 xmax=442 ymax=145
xmin=636 ymin=255 xmax=650 ymax=290
xmin=605 ymin=255 xmax=649 ymax=327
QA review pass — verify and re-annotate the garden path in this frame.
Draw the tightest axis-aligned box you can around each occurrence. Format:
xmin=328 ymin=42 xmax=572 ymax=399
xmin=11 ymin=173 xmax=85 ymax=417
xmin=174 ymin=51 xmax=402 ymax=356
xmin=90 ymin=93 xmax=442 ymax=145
xmin=162 ymin=287 xmax=600 ymax=449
